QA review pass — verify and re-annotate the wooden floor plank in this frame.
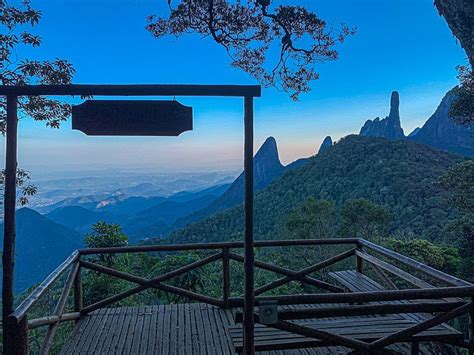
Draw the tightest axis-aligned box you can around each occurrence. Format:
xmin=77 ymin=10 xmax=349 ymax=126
xmin=61 ymin=302 xmax=454 ymax=354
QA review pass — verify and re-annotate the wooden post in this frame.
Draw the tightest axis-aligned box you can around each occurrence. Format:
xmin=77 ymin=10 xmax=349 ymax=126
xmin=74 ymin=263 xmax=83 ymax=319
xmin=6 ymin=315 xmax=29 ymax=355
xmin=243 ymin=96 xmax=255 ymax=354
xmin=356 ymin=247 xmax=363 ymax=274
xmin=2 ymin=95 xmax=21 ymax=354
xmin=222 ymin=247 xmax=230 ymax=307
xmin=469 ymin=297 xmax=473 ymax=355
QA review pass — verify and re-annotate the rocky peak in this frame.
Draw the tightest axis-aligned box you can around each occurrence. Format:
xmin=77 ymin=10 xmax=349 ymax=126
xmin=360 ymin=91 xmax=405 ymax=139
xmin=409 ymin=90 xmax=473 ymax=156
xmin=318 ymin=136 xmax=333 ymax=154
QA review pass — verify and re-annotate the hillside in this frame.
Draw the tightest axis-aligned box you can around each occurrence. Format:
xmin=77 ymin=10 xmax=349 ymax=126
xmin=0 ymin=208 xmax=82 ymax=293
xmin=409 ymin=90 xmax=474 ymax=156
xmin=165 ymin=135 xmax=466 ymax=245
xmin=174 ymin=137 xmax=286 ymax=228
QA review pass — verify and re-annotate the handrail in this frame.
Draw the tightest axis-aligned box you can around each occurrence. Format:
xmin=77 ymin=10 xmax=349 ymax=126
xmin=358 ymin=239 xmax=472 ymax=287
xmin=78 ymin=238 xmax=359 ymax=255
xmin=228 ymin=286 xmax=474 ymax=306
xmin=10 ymin=251 xmax=80 ymax=322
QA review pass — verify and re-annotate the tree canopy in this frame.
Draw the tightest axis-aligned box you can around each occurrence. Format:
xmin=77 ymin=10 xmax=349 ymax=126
xmin=0 ymin=0 xmax=75 ymax=131
xmin=147 ymin=0 xmax=355 ymax=100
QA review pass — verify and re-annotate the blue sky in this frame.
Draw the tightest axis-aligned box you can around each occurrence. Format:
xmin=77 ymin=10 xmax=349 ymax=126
xmin=6 ymin=0 xmax=468 ymax=171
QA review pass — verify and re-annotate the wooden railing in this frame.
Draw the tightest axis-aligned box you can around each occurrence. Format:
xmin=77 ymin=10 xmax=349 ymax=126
xmin=7 ymin=238 xmax=473 ymax=354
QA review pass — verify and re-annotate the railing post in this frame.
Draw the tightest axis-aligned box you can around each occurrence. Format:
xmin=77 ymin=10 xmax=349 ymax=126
xmin=356 ymin=246 xmax=363 ymax=274
xmin=222 ymin=247 xmax=230 ymax=307
xmin=243 ymin=95 xmax=255 ymax=354
xmin=74 ymin=262 xmax=83 ymax=319
xmin=2 ymin=95 xmax=19 ymax=354
xmin=6 ymin=315 xmax=28 ymax=355
xmin=469 ymin=297 xmax=473 ymax=355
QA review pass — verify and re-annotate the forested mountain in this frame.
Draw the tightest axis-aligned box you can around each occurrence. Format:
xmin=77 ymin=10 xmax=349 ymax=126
xmin=409 ymin=90 xmax=474 ymax=156
xmin=0 ymin=208 xmax=81 ymax=292
xmin=165 ymin=135 xmax=466 ymax=246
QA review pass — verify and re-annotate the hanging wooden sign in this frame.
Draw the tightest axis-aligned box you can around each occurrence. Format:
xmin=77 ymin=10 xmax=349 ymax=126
xmin=72 ymin=100 xmax=193 ymax=136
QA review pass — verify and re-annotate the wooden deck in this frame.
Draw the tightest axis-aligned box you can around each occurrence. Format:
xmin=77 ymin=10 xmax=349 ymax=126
xmin=60 ymin=303 xmax=451 ymax=354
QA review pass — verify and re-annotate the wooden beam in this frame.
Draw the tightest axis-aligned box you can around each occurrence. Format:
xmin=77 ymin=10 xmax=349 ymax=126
xmin=243 ymin=95 xmax=255 ymax=354
xmin=227 ymin=286 xmax=474 ymax=307
xmin=370 ymin=301 xmax=473 ymax=350
xmin=2 ymin=95 xmax=18 ymax=355
xmin=222 ymin=247 xmax=231 ymax=307
xmin=78 ymin=238 xmax=359 ymax=255
xmin=272 ymin=320 xmax=371 ymax=352
xmin=251 ymin=248 xmax=355 ymax=295
xmin=39 ymin=262 xmax=80 ymax=355
xmin=356 ymin=251 xmax=433 ymax=289
xmin=74 ymin=266 xmax=83 ymax=319
xmin=276 ymin=301 xmax=467 ymax=320
xmin=359 ymin=239 xmax=471 ymax=287
xmin=80 ymin=259 xmax=224 ymax=308
xmin=0 ymin=84 xmax=261 ymax=97
xmin=11 ymin=251 xmax=79 ymax=322
xmin=81 ymin=251 xmax=222 ymax=313
xmin=28 ymin=312 xmax=81 ymax=329
xmin=229 ymin=252 xmax=344 ymax=295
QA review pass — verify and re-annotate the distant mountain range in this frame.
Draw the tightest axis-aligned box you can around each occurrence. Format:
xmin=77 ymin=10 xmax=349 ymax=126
xmin=47 ymin=183 xmax=230 ymax=242
xmin=164 ymin=135 xmax=465 ymax=246
xmin=360 ymin=89 xmax=473 ymax=156
xmin=0 ymin=208 xmax=82 ymax=292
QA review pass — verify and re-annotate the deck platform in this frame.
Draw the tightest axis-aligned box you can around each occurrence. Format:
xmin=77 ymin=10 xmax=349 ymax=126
xmin=60 ymin=303 xmax=449 ymax=354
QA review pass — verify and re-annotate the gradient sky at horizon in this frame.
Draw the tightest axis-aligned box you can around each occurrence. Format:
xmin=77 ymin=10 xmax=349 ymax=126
xmin=2 ymin=0 xmax=469 ymax=172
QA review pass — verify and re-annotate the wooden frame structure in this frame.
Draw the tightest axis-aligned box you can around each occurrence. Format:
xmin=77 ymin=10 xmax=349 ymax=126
xmin=8 ymin=238 xmax=474 ymax=354
xmin=0 ymin=84 xmax=261 ymax=354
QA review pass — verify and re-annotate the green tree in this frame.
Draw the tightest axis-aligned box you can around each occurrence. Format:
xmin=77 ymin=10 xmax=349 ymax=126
xmin=438 ymin=160 xmax=474 ymax=213
xmin=147 ymin=1 xmax=355 ymax=100
xmin=439 ymin=162 xmax=474 ymax=282
xmin=340 ymin=199 xmax=391 ymax=242
xmin=385 ymin=238 xmax=460 ymax=276
xmin=286 ymin=198 xmax=336 ymax=240
xmin=0 ymin=0 xmax=74 ymax=131
xmin=84 ymin=221 xmax=128 ymax=266
xmin=83 ymin=222 xmax=129 ymax=305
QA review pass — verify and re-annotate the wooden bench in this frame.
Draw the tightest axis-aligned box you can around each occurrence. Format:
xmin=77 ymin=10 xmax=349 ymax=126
xmin=329 ymin=269 xmax=385 ymax=292
xmin=229 ymin=314 xmax=461 ymax=352
xmin=229 ymin=270 xmax=463 ymax=353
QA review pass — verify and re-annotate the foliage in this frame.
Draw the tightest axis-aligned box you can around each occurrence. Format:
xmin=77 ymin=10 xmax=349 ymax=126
xmin=0 ymin=168 xmax=37 ymax=207
xmin=84 ymin=221 xmax=128 ymax=264
xmin=438 ymin=161 xmax=474 ymax=282
xmin=83 ymin=222 xmax=130 ymax=305
xmin=384 ymin=238 xmax=460 ymax=276
xmin=340 ymin=199 xmax=391 ymax=242
xmin=438 ymin=160 xmax=474 ymax=213
xmin=147 ymin=0 xmax=355 ymax=100
xmin=286 ymin=198 xmax=336 ymax=239
xmin=0 ymin=0 xmax=75 ymax=131
xmin=449 ymin=65 xmax=474 ymax=127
